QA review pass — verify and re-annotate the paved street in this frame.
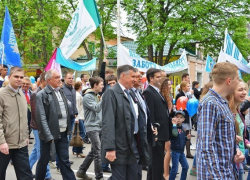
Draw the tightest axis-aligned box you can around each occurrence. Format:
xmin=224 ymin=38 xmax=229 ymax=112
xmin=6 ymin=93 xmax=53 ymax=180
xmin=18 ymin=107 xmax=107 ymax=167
xmin=5 ymin=130 xmax=248 ymax=179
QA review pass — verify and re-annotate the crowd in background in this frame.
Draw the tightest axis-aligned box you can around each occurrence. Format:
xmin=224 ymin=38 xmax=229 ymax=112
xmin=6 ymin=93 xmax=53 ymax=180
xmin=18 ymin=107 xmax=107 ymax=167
xmin=0 ymin=58 xmax=250 ymax=180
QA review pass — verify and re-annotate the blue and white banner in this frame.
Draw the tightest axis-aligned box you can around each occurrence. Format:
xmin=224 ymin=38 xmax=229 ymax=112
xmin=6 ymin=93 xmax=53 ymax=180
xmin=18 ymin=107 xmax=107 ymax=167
xmin=205 ymin=55 xmax=215 ymax=73
xmin=118 ymin=44 xmax=188 ymax=73
xmin=220 ymin=30 xmax=250 ymax=73
xmin=0 ymin=6 xmax=21 ymax=70
xmin=60 ymin=0 xmax=101 ymax=59
xmin=56 ymin=47 xmax=96 ymax=71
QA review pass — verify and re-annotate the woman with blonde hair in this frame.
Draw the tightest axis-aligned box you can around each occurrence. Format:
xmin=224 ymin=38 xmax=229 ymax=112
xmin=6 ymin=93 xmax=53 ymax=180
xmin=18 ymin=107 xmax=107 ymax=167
xmin=228 ymin=79 xmax=249 ymax=180
xmin=175 ymin=81 xmax=194 ymax=158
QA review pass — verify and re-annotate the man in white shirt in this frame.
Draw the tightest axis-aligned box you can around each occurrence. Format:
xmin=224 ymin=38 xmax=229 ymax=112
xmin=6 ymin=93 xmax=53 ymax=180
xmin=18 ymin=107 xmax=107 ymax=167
xmin=175 ymin=73 xmax=190 ymax=96
xmin=0 ymin=65 xmax=8 ymax=88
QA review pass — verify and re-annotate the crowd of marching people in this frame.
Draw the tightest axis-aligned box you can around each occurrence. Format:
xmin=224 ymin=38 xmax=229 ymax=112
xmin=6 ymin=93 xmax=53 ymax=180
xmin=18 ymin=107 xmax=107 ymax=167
xmin=1 ymin=55 xmax=250 ymax=180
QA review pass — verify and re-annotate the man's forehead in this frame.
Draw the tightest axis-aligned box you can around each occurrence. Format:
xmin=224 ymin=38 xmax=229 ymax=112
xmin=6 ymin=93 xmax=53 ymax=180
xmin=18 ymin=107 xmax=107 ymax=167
xmin=11 ymin=71 xmax=24 ymax=76
xmin=22 ymin=79 xmax=30 ymax=83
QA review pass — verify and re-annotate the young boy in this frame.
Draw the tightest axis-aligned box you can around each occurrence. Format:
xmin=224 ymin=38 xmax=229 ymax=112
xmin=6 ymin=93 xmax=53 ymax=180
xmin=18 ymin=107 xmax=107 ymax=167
xmin=169 ymin=110 xmax=190 ymax=180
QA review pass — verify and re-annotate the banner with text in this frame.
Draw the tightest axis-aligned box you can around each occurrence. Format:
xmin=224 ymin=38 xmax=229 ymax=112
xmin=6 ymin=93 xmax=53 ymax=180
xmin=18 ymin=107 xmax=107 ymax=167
xmin=221 ymin=31 xmax=250 ymax=73
xmin=59 ymin=0 xmax=101 ymax=59
xmin=118 ymin=44 xmax=188 ymax=73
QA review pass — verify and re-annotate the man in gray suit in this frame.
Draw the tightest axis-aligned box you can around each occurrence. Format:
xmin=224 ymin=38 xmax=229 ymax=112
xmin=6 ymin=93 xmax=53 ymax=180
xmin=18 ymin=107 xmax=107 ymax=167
xmin=102 ymin=65 xmax=141 ymax=180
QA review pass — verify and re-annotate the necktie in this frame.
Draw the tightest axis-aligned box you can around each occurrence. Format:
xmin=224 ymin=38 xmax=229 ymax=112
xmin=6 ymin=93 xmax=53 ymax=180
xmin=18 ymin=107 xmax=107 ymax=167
xmin=25 ymin=91 xmax=30 ymax=104
xmin=124 ymin=89 xmax=139 ymax=133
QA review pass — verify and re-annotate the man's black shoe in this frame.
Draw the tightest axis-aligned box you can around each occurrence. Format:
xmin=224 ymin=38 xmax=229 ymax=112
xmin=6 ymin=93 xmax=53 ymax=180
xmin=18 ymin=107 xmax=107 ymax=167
xmin=69 ymin=160 xmax=74 ymax=164
xmin=103 ymin=168 xmax=111 ymax=173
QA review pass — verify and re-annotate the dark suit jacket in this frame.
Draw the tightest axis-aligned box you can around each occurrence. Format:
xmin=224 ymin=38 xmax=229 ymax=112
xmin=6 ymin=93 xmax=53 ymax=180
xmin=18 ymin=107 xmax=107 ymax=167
xmin=101 ymin=83 xmax=137 ymax=164
xmin=129 ymin=89 xmax=150 ymax=165
xmin=143 ymin=85 xmax=170 ymax=141
xmin=193 ymin=88 xmax=201 ymax=100
xmin=175 ymin=91 xmax=190 ymax=124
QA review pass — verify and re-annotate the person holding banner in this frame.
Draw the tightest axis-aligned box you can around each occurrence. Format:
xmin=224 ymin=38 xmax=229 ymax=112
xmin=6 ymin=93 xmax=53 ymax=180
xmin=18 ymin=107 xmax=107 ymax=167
xmin=196 ymin=62 xmax=244 ymax=179
xmin=175 ymin=82 xmax=194 ymax=158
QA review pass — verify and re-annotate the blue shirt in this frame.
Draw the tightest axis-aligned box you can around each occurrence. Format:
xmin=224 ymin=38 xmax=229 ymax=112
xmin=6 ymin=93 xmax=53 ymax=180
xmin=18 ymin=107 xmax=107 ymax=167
xmin=196 ymin=89 xmax=236 ymax=180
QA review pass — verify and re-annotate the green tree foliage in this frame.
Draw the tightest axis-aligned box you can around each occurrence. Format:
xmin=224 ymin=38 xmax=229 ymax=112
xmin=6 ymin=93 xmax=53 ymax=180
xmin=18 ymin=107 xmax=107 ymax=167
xmin=0 ymin=0 xmax=116 ymax=69
xmin=0 ymin=0 xmax=68 ymax=67
xmin=122 ymin=0 xmax=250 ymax=65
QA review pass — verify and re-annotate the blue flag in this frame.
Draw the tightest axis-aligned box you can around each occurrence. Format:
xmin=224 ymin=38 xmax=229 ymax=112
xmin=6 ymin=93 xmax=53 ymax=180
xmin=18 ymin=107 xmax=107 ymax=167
xmin=238 ymin=70 xmax=242 ymax=79
xmin=0 ymin=6 xmax=21 ymax=70
xmin=205 ymin=55 xmax=215 ymax=73
xmin=56 ymin=48 xmax=96 ymax=71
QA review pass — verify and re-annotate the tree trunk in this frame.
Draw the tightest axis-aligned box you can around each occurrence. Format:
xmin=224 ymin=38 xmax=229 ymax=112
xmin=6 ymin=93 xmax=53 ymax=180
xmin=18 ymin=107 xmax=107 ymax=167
xmin=148 ymin=45 xmax=153 ymax=61
xmin=155 ymin=49 xmax=158 ymax=64
xmin=82 ymin=41 xmax=92 ymax=60
xmin=158 ymin=46 xmax=164 ymax=66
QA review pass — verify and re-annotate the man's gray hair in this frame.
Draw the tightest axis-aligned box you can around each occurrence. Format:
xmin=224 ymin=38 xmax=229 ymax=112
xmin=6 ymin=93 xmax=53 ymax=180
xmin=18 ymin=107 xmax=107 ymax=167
xmin=117 ymin=65 xmax=136 ymax=80
xmin=45 ymin=69 xmax=56 ymax=81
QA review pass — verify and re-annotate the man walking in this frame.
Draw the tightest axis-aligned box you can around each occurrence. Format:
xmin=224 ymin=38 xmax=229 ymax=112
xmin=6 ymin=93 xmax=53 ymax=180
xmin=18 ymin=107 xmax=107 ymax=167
xmin=29 ymin=72 xmax=54 ymax=180
xmin=35 ymin=69 xmax=76 ymax=180
xmin=130 ymin=69 xmax=155 ymax=180
xmin=62 ymin=72 xmax=78 ymax=141
xmin=143 ymin=68 xmax=170 ymax=180
xmin=22 ymin=76 xmax=33 ymax=141
xmin=0 ymin=66 xmax=33 ymax=180
xmin=196 ymin=62 xmax=244 ymax=179
xmin=102 ymin=65 xmax=141 ymax=180
xmin=76 ymin=77 xmax=104 ymax=180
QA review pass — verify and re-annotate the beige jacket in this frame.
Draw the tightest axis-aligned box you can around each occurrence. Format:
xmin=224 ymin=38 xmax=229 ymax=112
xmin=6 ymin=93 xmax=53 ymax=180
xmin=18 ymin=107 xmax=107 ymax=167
xmin=0 ymin=86 xmax=28 ymax=149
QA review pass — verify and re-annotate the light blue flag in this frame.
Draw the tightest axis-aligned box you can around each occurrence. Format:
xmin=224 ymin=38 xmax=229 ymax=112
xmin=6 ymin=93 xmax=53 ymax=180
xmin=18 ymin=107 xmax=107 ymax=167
xmin=0 ymin=6 xmax=21 ymax=70
xmin=56 ymin=48 xmax=96 ymax=71
xmin=238 ymin=70 xmax=242 ymax=79
xmin=205 ymin=55 xmax=215 ymax=73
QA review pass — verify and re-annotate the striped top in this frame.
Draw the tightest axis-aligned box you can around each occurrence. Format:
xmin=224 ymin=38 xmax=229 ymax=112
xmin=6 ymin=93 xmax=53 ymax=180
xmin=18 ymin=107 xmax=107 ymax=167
xmin=196 ymin=89 xmax=236 ymax=180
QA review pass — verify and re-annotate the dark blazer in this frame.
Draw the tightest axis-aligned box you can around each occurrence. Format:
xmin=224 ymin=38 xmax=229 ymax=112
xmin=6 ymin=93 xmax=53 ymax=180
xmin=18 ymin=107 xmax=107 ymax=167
xmin=36 ymin=85 xmax=72 ymax=143
xmin=129 ymin=89 xmax=150 ymax=165
xmin=62 ymin=84 xmax=78 ymax=118
xmin=99 ymin=61 xmax=106 ymax=95
xmin=175 ymin=91 xmax=190 ymax=124
xmin=143 ymin=85 xmax=170 ymax=141
xmin=30 ymin=87 xmax=42 ymax=130
xmin=193 ymin=87 xmax=201 ymax=100
xmin=101 ymin=83 xmax=137 ymax=164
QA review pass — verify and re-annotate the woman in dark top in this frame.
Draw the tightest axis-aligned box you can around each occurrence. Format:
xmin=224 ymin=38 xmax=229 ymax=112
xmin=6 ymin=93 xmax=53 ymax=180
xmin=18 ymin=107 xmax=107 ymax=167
xmin=160 ymin=78 xmax=174 ymax=180
xmin=175 ymin=81 xmax=194 ymax=158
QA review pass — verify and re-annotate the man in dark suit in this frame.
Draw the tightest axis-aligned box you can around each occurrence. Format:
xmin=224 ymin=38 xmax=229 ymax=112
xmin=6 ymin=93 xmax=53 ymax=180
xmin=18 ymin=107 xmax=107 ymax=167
xmin=192 ymin=81 xmax=201 ymax=100
xmin=102 ymin=65 xmax=142 ymax=180
xmin=129 ymin=69 xmax=157 ymax=180
xmin=22 ymin=76 xmax=33 ymax=144
xmin=143 ymin=68 xmax=170 ymax=180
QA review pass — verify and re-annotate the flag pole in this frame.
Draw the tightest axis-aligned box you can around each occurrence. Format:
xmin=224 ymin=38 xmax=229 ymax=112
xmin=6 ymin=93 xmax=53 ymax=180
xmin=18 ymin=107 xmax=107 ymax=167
xmin=99 ymin=24 xmax=106 ymax=50
xmin=117 ymin=0 xmax=121 ymax=64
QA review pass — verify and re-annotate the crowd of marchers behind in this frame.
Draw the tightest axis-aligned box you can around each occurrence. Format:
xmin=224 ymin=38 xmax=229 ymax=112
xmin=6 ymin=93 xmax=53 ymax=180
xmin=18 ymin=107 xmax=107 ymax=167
xmin=0 ymin=58 xmax=250 ymax=180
